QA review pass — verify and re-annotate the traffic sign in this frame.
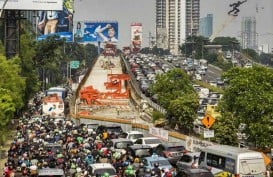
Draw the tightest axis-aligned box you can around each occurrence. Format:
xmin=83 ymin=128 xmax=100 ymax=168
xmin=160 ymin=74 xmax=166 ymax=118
xmin=201 ymin=114 xmax=215 ymax=129
xmin=70 ymin=60 xmax=80 ymax=69
xmin=204 ymin=129 xmax=214 ymax=138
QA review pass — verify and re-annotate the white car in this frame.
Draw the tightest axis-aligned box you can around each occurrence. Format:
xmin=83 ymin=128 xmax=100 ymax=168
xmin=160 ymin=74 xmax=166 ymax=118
xmin=89 ymin=163 xmax=117 ymax=177
xmin=123 ymin=131 xmax=144 ymax=143
xmin=134 ymin=137 xmax=162 ymax=148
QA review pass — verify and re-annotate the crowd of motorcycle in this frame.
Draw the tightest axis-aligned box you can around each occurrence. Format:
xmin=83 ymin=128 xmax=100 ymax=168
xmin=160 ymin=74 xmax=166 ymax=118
xmin=2 ymin=98 xmax=175 ymax=177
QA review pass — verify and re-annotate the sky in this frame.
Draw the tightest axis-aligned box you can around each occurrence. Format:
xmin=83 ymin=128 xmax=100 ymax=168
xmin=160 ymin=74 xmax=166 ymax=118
xmin=74 ymin=0 xmax=273 ymax=49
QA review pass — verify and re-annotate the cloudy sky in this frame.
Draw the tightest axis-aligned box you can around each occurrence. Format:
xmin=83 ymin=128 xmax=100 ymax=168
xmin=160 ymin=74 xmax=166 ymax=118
xmin=74 ymin=0 xmax=273 ymax=49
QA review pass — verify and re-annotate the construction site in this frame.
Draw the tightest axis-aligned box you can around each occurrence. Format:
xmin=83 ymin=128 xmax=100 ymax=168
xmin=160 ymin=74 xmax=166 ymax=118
xmin=74 ymin=44 xmax=143 ymax=121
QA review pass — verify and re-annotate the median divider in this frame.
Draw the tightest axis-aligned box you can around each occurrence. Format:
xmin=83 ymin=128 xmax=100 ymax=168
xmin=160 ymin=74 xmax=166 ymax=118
xmin=71 ymin=114 xmax=187 ymax=142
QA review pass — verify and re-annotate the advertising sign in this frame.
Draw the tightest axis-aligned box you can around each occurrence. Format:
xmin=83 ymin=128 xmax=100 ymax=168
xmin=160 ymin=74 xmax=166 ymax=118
xmin=74 ymin=22 xmax=118 ymax=43
xmin=149 ymin=127 xmax=168 ymax=141
xmin=0 ymin=0 xmax=63 ymax=10
xmin=131 ymin=23 xmax=142 ymax=52
xmin=37 ymin=0 xmax=74 ymax=42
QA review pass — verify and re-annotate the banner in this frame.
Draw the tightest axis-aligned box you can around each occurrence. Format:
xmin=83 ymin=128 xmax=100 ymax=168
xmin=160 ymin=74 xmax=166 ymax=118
xmin=74 ymin=22 xmax=118 ymax=43
xmin=149 ymin=127 xmax=168 ymax=141
xmin=37 ymin=0 xmax=74 ymax=42
xmin=131 ymin=23 xmax=142 ymax=52
xmin=0 ymin=0 xmax=63 ymax=10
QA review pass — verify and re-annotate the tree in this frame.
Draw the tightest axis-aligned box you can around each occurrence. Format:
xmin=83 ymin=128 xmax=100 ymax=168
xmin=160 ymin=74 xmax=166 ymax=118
xmin=218 ymin=66 xmax=273 ymax=148
xmin=149 ymin=69 xmax=199 ymax=130
xmin=211 ymin=112 xmax=238 ymax=146
xmin=20 ymin=34 xmax=41 ymax=104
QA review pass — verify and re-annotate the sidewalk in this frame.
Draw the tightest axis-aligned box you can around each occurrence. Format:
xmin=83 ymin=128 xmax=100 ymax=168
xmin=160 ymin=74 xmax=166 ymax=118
xmin=0 ymin=130 xmax=16 ymax=174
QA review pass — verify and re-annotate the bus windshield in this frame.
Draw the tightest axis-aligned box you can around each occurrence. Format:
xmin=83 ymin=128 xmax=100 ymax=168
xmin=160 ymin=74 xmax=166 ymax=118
xmin=240 ymin=158 xmax=266 ymax=175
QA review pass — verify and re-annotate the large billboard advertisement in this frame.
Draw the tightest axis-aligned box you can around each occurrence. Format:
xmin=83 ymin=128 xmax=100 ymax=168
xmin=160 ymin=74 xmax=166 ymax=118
xmin=131 ymin=23 xmax=142 ymax=52
xmin=0 ymin=0 xmax=63 ymax=10
xmin=74 ymin=22 xmax=118 ymax=43
xmin=36 ymin=0 xmax=74 ymax=42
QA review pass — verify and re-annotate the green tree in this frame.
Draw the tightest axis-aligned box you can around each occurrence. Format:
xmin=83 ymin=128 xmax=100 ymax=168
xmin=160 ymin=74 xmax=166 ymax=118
xmin=20 ymin=34 xmax=41 ymax=104
xmin=218 ymin=66 xmax=273 ymax=148
xmin=212 ymin=112 xmax=238 ymax=146
xmin=149 ymin=69 xmax=199 ymax=131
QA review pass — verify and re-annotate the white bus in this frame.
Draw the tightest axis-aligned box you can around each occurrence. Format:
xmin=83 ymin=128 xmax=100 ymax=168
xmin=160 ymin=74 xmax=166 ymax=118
xmin=198 ymin=145 xmax=267 ymax=177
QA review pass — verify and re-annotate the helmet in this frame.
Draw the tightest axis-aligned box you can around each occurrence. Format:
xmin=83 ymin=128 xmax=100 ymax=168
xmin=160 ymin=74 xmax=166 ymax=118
xmin=154 ymin=162 xmax=159 ymax=168
xmin=145 ymin=168 xmax=151 ymax=173
xmin=127 ymin=165 xmax=133 ymax=171
xmin=139 ymin=162 xmax=144 ymax=168
xmin=102 ymin=172 xmax=110 ymax=177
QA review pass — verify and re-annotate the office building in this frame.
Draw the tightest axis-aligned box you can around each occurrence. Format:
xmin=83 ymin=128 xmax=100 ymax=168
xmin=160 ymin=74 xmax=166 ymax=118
xmin=156 ymin=0 xmax=200 ymax=55
xmin=199 ymin=14 xmax=213 ymax=38
xmin=241 ymin=17 xmax=257 ymax=50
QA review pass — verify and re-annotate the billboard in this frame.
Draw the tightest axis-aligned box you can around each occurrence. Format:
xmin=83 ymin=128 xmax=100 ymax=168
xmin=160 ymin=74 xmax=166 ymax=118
xmin=131 ymin=23 xmax=142 ymax=52
xmin=37 ymin=0 xmax=74 ymax=42
xmin=0 ymin=0 xmax=63 ymax=10
xmin=74 ymin=22 xmax=118 ymax=43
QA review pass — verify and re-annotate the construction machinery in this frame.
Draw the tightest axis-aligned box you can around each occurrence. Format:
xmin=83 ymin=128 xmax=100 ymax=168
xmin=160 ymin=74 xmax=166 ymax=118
xmin=79 ymin=74 xmax=130 ymax=105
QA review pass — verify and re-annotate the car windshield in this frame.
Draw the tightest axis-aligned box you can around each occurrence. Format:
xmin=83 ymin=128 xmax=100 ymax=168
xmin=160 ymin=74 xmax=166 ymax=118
xmin=128 ymin=134 xmax=144 ymax=140
xmin=115 ymin=142 xmax=133 ymax=149
xmin=167 ymin=146 xmax=185 ymax=152
xmin=135 ymin=149 xmax=152 ymax=157
xmin=107 ymin=127 xmax=122 ymax=132
xmin=94 ymin=168 xmax=116 ymax=176
xmin=150 ymin=160 xmax=171 ymax=166
xmin=144 ymin=138 xmax=161 ymax=144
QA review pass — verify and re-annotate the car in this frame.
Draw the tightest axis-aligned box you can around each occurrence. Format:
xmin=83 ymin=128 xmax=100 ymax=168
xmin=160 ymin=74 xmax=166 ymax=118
xmin=109 ymin=138 xmax=134 ymax=154
xmin=154 ymin=142 xmax=186 ymax=165
xmin=134 ymin=137 xmax=162 ymax=148
xmin=142 ymin=154 xmax=173 ymax=171
xmin=88 ymin=163 xmax=117 ymax=177
xmin=127 ymin=144 xmax=153 ymax=159
xmin=194 ymin=74 xmax=202 ymax=81
xmin=175 ymin=168 xmax=214 ymax=177
xmin=86 ymin=123 xmax=99 ymax=134
xmin=120 ymin=131 xmax=144 ymax=143
xmin=176 ymin=152 xmax=200 ymax=172
xmin=96 ymin=124 xmax=124 ymax=137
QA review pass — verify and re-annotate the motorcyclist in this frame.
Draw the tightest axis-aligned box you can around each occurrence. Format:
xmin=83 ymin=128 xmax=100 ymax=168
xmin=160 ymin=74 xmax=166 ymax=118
xmin=136 ymin=162 xmax=145 ymax=177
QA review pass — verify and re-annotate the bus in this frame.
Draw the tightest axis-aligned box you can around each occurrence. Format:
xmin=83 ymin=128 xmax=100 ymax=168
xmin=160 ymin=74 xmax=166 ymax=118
xmin=42 ymin=93 xmax=65 ymax=118
xmin=43 ymin=87 xmax=69 ymax=118
xmin=45 ymin=87 xmax=68 ymax=100
xmin=198 ymin=145 xmax=267 ymax=177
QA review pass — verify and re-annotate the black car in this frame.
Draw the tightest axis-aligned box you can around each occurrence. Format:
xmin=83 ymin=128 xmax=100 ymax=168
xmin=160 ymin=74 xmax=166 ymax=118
xmin=154 ymin=142 xmax=186 ymax=165
xmin=96 ymin=124 xmax=124 ymax=137
xmin=175 ymin=168 xmax=214 ymax=177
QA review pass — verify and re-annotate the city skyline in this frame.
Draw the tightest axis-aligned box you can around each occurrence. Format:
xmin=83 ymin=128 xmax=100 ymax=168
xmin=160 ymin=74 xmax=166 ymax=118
xmin=74 ymin=0 xmax=273 ymax=49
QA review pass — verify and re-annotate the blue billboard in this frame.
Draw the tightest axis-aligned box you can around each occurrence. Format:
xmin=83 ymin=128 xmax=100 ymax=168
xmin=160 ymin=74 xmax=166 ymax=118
xmin=74 ymin=22 xmax=119 ymax=43
xmin=37 ymin=0 xmax=74 ymax=42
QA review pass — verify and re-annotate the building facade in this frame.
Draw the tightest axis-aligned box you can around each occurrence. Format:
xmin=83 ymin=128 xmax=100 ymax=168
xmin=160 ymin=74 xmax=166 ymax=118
xmin=199 ymin=14 xmax=213 ymax=38
xmin=156 ymin=0 xmax=200 ymax=55
xmin=241 ymin=17 xmax=257 ymax=50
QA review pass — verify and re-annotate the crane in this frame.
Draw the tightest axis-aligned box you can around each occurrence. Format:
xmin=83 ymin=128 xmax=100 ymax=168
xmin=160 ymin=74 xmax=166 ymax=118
xmin=209 ymin=15 xmax=236 ymax=42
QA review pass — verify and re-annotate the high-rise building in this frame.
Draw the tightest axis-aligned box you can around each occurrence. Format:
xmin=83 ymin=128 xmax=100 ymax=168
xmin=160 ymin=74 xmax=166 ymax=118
xmin=241 ymin=17 xmax=257 ymax=50
xmin=199 ymin=14 xmax=213 ymax=38
xmin=156 ymin=0 xmax=200 ymax=55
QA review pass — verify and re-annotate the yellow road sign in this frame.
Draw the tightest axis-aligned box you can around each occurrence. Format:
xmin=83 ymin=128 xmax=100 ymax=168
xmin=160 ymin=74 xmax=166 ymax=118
xmin=202 ymin=114 xmax=215 ymax=129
